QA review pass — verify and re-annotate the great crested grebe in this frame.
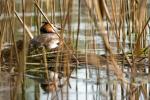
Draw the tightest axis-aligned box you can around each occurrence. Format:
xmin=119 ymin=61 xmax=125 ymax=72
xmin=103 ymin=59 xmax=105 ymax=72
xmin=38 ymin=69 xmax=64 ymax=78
xmin=30 ymin=22 xmax=62 ymax=50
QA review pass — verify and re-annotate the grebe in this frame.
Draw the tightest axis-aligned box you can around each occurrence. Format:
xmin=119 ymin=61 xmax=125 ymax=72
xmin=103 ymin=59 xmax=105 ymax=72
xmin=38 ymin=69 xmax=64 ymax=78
xmin=30 ymin=22 xmax=62 ymax=50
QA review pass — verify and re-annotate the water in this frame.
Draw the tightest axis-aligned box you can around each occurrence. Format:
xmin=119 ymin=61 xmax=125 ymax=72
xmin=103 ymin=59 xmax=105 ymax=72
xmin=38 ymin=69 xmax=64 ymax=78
xmin=25 ymin=67 xmax=150 ymax=100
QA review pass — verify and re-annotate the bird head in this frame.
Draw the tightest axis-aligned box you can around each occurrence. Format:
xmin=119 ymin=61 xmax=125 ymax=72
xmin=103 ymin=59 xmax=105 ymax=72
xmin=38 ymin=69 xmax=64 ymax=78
xmin=40 ymin=22 xmax=62 ymax=34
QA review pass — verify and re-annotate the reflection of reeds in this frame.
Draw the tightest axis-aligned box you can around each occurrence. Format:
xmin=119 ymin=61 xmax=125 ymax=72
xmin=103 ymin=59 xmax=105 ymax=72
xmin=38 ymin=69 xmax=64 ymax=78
xmin=0 ymin=0 xmax=150 ymax=100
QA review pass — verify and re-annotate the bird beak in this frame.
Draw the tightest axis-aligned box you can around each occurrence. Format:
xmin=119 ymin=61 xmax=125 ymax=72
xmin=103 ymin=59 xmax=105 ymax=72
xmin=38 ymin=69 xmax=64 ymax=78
xmin=56 ymin=26 xmax=62 ymax=30
xmin=53 ymin=25 xmax=63 ymax=32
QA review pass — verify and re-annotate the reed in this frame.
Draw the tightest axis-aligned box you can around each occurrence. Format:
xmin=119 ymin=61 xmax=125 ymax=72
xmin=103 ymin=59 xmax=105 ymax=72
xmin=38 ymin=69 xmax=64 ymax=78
xmin=0 ymin=0 xmax=149 ymax=100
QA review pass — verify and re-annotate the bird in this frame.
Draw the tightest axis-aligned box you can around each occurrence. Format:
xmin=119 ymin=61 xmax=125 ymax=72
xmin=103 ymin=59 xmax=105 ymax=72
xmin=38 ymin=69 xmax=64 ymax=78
xmin=1 ymin=39 xmax=24 ymax=66
xmin=29 ymin=22 xmax=62 ymax=51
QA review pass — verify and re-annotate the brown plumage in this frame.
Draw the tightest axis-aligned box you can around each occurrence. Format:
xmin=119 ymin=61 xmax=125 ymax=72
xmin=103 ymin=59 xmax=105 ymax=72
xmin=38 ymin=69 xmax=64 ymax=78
xmin=40 ymin=22 xmax=55 ymax=33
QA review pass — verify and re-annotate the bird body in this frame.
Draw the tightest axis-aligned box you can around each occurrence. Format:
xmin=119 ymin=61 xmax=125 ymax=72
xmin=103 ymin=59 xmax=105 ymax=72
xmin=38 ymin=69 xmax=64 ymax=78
xmin=29 ymin=22 xmax=61 ymax=51
xmin=30 ymin=33 xmax=59 ymax=49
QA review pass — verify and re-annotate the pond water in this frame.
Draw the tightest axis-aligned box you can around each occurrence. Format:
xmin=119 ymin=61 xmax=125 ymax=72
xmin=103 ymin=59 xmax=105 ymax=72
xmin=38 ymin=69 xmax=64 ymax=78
xmin=22 ymin=67 xmax=149 ymax=100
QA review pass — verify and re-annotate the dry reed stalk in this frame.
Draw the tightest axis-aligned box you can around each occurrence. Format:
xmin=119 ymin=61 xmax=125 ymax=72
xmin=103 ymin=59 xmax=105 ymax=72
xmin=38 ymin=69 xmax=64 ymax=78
xmin=120 ymin=0 xmax=126 ymax=70
xmin=140 ymin=84 xmax=148 ymax=99
xmin=0 ymin=1 xmax=9 ymax=70
xmin=94 ymin=0 xmax=123 ymax=79
xmin=34 ymin=0 xmax=41 ymax=35
xmin=133 ymin=0 xmax=147 ymax=54
xmin=22 ymin=0 xmax=26 ymax=99
xmin=0 ymin=22 xmax=6 ymax=69
xmin=75 ymin=0 xmax=80 ymax=50
xmin=42 ymin=47 xmax=50 ymax=80
xmin=84 ymin=25 xmax=88 ymax=100
xmin=129 ymin=2 xmax=149 ymax=98
xmin=52 ymin=0 xmax=55 ymax=23
xmin=134 ymin=17 xmax=150 ymax=56
xmin=149 ymin=48 xmax=150 ymax=72
xmin=14 ymin=11 xmax=33 ymax=39
xmin=111 ymin=0 xmax=122 ymax=52
xmin=6 ymin=0 xmax=20 ymax=68
xmin=0 ymin=0 xmax=149 ymax=99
